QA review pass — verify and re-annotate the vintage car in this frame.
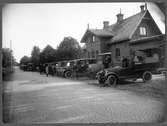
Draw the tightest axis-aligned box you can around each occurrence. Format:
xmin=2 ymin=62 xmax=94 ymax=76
xmin=26 ymin=63 xmax=37 ymax=71
xmin=55 ymin=61 xmax=69 ymax=77
xmin=56 ymin=58 xmax=97 ymax=78
xmin=87 ymin=52 xmax=112 ymax=78
xmin=96 ymin=61 xmax=160 ymax=86
xmin=20 ymin=63 xmax=35 ymax=71
xmin=20 ymin=64 xmax=27 ymax=71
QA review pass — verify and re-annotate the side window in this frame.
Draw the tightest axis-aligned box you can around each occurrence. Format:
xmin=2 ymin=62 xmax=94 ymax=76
xmin=146 ymin=49 xmax=153 ymax=57
xmin=140 ymin=27 xmax=147 ymax=36
xmin=115 ymin=48 xmax=120 ymax=57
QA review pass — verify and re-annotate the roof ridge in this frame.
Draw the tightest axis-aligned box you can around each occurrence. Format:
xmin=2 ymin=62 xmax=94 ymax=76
xmin=89 ymin=11 xmax=146 ymax=32
xmin=109 ymin=10 xmax=147 ymax=27
xmin=89 ymin=28 xmax=114 ymax=33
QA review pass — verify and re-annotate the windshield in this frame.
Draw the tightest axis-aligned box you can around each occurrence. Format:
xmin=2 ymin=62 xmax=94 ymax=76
xmin=88 ymin=59 xmax=97 ymax=64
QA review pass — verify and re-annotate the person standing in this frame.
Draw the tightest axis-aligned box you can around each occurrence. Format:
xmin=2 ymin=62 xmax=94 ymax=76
xmin=122 ymin=57 xmax=129 ymax=67
xmin=103 ymin=55 xmax=111 ymax=69
xmin=45 ymin=64 xmax=49 ymax=77
xmin=153 ymin=53 xmax=159 ymax=62
xmin=133 ymin=55 xmax=139 ymax=63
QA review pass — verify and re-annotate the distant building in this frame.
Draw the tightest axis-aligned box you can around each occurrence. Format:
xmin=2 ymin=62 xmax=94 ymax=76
xmin=81 ymin=5 xmax=165 ymax=67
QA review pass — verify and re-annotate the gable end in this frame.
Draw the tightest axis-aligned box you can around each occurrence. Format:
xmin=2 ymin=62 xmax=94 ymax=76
xmin=131 ymin=10 xmax=162 ymax=40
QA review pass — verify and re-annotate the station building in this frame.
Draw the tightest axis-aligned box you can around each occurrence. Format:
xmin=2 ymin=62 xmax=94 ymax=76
xmin=81 ymin=5 xmax=165 ymax=67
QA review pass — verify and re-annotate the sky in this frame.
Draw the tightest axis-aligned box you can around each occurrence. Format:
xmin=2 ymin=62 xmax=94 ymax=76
xmin=2 ymin=2 xmax=165 ymax=62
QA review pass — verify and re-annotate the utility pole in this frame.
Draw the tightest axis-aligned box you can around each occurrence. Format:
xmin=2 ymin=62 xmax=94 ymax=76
xmin=10 ymin=40 xmax=12 ymax=71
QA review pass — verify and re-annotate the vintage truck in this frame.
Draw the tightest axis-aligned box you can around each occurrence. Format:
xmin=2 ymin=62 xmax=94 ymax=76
xmin=96 ymin=61 xmax=160 ymax=86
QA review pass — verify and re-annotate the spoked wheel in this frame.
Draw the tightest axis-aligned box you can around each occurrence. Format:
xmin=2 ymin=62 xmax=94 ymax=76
xmin=142 ymin=71 xmax=152 ymax=82
xmin=107 ymin=75 xmax=117 ymax=87
xmin=97 ymin=76 xmax=105 ymax=84
xmin=64 ymin=71 xmax=72 ymax=78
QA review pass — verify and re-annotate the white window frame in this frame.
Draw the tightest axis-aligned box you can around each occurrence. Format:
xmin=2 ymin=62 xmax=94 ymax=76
xmin=140 ymin=27 xmax=147 ymax=36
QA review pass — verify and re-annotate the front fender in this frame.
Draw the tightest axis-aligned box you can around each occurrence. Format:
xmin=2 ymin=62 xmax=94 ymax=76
xmin=106 ymin=72 xmax=119 ymax=80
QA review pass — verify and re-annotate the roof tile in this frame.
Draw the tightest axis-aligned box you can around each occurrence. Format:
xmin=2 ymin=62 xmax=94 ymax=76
xmin=89 ymin=29 xmax=114 ymax=37
xmin=108 ymin=10 xmax=146 ymax=43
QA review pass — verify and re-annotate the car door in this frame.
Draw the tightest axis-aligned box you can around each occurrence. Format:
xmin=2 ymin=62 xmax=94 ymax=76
xmin=118 ymin=66 xmax=134 ymax=79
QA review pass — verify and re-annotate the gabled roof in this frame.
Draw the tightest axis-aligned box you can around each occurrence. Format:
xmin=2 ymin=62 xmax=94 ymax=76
xmin=81 ymin=9 xmax=162 ymax=44
xmin=81 ymin=29 xmax=114 ymax=43
xmin=108 ymin=10 xmax=147 ymax=43
xmin=89 ymin=29 xmax=114 ymax=37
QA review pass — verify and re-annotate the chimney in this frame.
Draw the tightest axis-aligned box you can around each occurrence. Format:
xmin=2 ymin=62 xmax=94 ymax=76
xmin=103 ymin=21 xmax=109 ymax=29
xmin=116 ymin=13 xmax=124 ymax=23
xmin=140 ymin=5 xmax=145 ymax=12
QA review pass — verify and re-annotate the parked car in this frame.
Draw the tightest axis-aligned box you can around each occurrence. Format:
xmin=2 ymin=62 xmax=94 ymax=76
xmin=55 ymin=61 xmax=68 ymax=77
xmin=20 ymin=64 xmax=27 ymax=71
xmin=55 ymin=58 xmax=97 ymax=78
xmin=96 ymin=61 xmax=160 ymax=86
xmin=26 ymin=63 xmax=35 ymax=71
xmin=87 ymin=52 xmax=112 ymax=78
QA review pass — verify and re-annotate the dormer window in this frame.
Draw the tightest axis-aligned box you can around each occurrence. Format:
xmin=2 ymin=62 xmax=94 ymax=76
xmin=140 ymin=27 xmax=147 ymax=36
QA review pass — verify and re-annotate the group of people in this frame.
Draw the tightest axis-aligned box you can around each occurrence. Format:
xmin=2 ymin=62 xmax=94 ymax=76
xmin=121 ymin=55 xmax=144 ymax=68
xmin=39 ymin=63 xmax=56 ymax=77
xmin=121 ymin=53 xmax=159 ymax=68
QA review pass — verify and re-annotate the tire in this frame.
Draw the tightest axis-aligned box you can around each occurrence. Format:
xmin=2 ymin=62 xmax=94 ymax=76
xmin=64 ymin=71 xmax=72 ymax=78
xmin=107 ymin=75 xmax=117 ymax=86
xmin=97 ymin=76 xmax=105 ymax=84
xmin=142 ymin=71 xmax=152 ymax=82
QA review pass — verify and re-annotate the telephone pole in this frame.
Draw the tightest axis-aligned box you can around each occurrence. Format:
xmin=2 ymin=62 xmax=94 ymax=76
xmin=10 ymin=40 xmax=13 ymax=71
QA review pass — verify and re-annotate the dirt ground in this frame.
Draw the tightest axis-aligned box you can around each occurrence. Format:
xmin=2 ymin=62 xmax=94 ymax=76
xmin=116 ymin=76 xmax=166 ymax=101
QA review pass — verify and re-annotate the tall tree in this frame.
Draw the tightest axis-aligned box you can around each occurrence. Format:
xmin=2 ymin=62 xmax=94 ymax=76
xmin=57 ymin=36 xmax=82 ymax=61
xmin=20 ymin=56 xmax=31 ymax=65
xmin=2 ymin=48 xmax=15 ymax=77
xmin=2 ymin=48 xmax=14 ymax=68
xmin=40 ymin=45 xmax=56 ymax=63
xmin=31 ymin=46 xmax=40 ymax=66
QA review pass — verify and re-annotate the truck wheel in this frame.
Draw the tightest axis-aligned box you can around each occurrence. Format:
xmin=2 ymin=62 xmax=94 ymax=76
xmin=142 ymin=71 xmax=152 ymax=82
xmin=64 ymin=71 xmax=72 ymax=78
xmin=107 ymin=75 xmax=117 ymax=86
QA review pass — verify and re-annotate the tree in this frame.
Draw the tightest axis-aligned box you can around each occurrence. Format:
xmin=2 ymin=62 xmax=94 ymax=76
xmin=31 ymin=46 xmax=40 ymax=66
xmin=39 ymin=45 xmax=56 ymax=63
xmin=57 ymin=36 xmax=82 ymax=61
xmin=2 ymin=48 xmax=14 ymax=68
xmin=20 ymin=56 xmax=31 ymax=65
xmin=2 ymin=48 xmax=15 ymax=77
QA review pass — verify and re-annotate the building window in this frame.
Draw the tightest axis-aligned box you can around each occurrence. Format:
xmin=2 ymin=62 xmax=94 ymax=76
xmin=115 ymin=48 xmax=120 ymax=57
xmin=140 ymin=27 xmax=147 ymax=36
